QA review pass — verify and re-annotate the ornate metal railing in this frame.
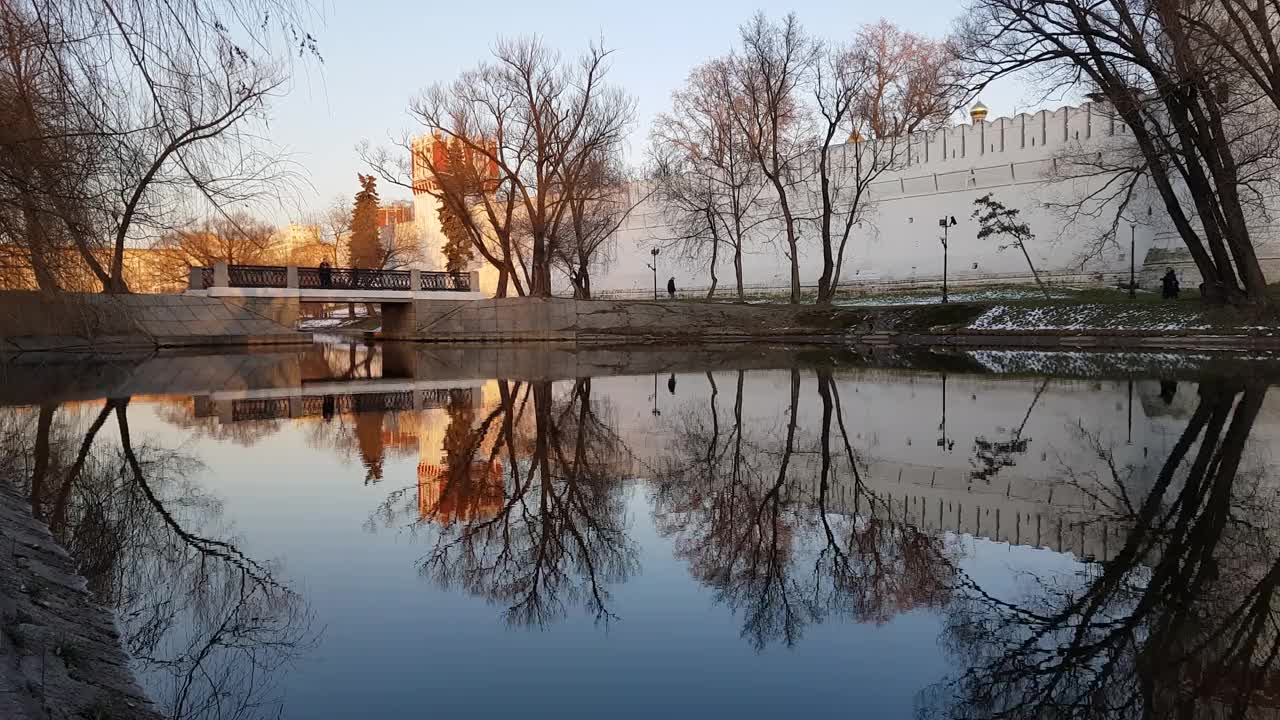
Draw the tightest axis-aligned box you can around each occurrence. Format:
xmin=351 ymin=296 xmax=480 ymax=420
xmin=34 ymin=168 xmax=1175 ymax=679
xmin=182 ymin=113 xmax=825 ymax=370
xmin=220 ymin=388 xmax=474 ymax=421
xmin=227 ymin=265 xmax=288 ymax=288
xmin=231 ymin=398 xmax=292 ymax=422
xmin=196 ymin=264 xmax=472 ymax=292
xmin=421 ymin=271 xmax=472 ymax=291
xmin=298 ymin=267 xmax=413 ymax=291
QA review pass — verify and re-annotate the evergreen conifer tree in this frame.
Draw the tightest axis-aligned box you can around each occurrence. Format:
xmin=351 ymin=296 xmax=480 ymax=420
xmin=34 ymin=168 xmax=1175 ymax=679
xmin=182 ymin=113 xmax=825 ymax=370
xmin=348 ymin=174 xmax=381 ymax=269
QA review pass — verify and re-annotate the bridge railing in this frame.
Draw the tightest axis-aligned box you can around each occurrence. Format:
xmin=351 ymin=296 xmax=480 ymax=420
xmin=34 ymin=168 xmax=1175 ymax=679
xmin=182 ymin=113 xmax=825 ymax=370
xmin=195 ymin=388 xmax=477 ymax=422
xmin=192 ymin=262 xmax=473 ymax=292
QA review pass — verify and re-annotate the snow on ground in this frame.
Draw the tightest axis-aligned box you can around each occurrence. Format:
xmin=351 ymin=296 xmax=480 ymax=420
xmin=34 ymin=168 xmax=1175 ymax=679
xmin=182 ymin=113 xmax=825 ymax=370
xmin=969 ymin=304 xmax=1211 ymax=331
xmin=969 ymin=349 xmax=1218 ymax=375
xmin=836 ymin=287 xmax=1075 ymax=307
xmin=298 ymin=318 xmax=348 ymax=329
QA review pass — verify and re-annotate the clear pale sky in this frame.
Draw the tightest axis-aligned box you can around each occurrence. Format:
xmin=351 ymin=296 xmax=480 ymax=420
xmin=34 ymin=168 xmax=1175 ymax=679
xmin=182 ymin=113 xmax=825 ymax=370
xmin=268 ymin=0 xmax=1051 ymax=222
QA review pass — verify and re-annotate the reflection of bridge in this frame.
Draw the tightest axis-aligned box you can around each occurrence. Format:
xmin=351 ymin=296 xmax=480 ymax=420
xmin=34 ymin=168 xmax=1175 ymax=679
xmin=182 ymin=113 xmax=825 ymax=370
xmin=192 ymin=380 xmax=482 ymax=423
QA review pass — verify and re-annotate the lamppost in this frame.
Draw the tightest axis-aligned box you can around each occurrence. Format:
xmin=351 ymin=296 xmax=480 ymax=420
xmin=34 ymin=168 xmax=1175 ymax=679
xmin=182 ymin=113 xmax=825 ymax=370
xmin=1129 ymin=221 xmax=1137 ymax=300
xmin=936 ymin=372 xmax=951 ymax=452
xmin=1124 ymin=207 xmax=1151 ymax=300
xmin=647 ymin=247 xmax=660 ymax=300
xmin=939 ymin=216 xmax=957 ymax=304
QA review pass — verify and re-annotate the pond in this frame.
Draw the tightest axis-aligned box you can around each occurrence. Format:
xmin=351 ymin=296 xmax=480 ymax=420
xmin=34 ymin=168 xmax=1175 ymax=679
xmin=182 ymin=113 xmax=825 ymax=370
xmin=2 ymin=342 xmax=1279 ymax=719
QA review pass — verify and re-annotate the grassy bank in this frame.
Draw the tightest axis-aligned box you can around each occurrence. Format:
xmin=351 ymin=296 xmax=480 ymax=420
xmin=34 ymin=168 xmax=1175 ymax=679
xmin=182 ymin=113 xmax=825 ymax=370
xmin=822 ymin=284 xmax=1280 ymax=334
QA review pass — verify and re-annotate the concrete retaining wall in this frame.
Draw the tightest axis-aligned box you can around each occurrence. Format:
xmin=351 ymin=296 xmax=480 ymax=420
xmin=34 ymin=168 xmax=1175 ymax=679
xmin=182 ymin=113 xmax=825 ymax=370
xmin=398 ymin=297 xmax=983 ymax=343
xmin=0 ymin=481 xmax=162 ymax=719
xmin=0 ymin=291 xmax=309 ymax=353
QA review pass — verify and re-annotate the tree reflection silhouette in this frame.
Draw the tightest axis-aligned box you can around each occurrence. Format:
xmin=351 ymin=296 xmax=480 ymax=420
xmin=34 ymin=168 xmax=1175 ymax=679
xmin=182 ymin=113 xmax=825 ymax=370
xmin=0 ymin=399 xmax=314 ymax=720
xmin=402 ymin=379 xmax=640 ymax=628
xmin=919 ymin=380 xmax=1279 ymax=720
xmin=653 ymin=369 xmax=957 ymax=650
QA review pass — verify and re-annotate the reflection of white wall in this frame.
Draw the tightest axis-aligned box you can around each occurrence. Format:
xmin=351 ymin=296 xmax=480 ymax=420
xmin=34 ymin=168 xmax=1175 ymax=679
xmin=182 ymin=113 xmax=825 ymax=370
xmin=577 ymin=368 xmax=1280 ymax=559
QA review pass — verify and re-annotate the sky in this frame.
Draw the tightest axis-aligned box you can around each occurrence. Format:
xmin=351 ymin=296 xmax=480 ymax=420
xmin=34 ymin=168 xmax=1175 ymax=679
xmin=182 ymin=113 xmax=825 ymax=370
xmin=267 ymin=0 xmax=1054 ymax=223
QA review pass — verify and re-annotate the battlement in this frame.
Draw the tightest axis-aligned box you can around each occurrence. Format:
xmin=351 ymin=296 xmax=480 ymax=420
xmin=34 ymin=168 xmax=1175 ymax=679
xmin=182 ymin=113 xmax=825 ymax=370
xmin=904 ymin=101 xmax=1128 ymax=170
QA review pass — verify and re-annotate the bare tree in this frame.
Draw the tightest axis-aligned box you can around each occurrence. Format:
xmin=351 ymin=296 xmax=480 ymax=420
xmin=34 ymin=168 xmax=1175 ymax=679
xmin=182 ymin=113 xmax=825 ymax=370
xmin=651 ymin=58 xmax=770 ymax=300
xmin=728 ymin=13 xmax=818 ymax=304
xmin=955 ymin=0 xmax=1280 ymax=305
xmin=0 ymin=0 xmax=315 ymax=294
xmin=317 ymin=195 xmax=350 ymax=265
xmin=811 ymin=21 xmax=957 ymax=304
xmin=553 ymin=151 xmax=647 ymax=299
xmin=146 ymin=211 xmax=276 ymax=288
xmin=366 ymin=36 xmax=636 ymax=298
xmin=376 ymin=220 xmax=428 ymax=271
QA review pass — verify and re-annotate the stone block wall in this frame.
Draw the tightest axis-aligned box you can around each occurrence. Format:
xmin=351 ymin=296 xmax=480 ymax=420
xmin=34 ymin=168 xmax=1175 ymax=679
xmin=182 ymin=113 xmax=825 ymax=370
xmin=408 ymin=297 xmax=919 ymax=343
xmin=216 ymin=295 xmax=301 ymax=329
xmin=0 ymin=291 xmax=307 ymax=352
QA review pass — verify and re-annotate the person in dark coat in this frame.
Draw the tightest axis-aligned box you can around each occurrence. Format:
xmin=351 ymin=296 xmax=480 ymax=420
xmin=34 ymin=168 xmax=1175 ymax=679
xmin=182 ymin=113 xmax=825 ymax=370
xmin=1160 ymin=268 xmax=1180 ymax=300
xmin=318 ymin=260 xmax=333 ymax=288
xmin=667 ymin=276 xmax=676 ymax=299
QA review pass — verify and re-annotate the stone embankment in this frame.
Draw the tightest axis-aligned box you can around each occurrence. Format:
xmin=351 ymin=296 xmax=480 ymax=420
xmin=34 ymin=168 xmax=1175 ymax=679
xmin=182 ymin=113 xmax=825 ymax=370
xmin=0 ymin=481 xmax=162 ymax=720
xmin=393 ymin=297 xmax=1280 ymax=350
xmin=0 ymin=290 xmax=308 ymax=353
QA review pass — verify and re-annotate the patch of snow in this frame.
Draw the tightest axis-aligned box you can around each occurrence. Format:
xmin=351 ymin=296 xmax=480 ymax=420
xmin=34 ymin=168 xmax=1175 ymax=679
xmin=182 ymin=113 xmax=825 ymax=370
xmin=837 ymin=287 xmax=1075 ymax=307
xmin=969 ymin=349 xmax=1217 ymax=375
xmin=969 ymin=304 xmax=1211 ymax=331
xmin=299 ymin=318 xmax=347 ymax=329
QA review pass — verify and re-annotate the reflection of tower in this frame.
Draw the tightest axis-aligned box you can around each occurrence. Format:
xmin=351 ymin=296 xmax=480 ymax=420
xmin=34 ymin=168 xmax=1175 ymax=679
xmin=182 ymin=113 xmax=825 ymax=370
xmin=415 ymin=389 xmax=506 ymax=526
xmin=355 ymin=409 xmax=385 ymax=484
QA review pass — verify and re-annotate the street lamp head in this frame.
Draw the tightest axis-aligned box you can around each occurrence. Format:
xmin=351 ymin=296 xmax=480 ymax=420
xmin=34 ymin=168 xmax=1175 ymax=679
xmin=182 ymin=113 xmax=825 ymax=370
xmin=651 ymin=247 xmax=660 ymax=257
xmin=949 ymin=216 xmax=958 ymax=226
xmin=939 ymin=216 xmax=958 ymax=227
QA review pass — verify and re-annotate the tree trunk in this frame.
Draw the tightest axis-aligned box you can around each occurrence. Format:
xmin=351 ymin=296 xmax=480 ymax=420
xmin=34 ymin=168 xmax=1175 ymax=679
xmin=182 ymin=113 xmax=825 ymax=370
xmin=817 ymin=162 xmax=835 ymax=305
xmin=575 ymin=261 xmax=592 ymax=300
xmin=734 ymin=244 xmax=745 ymax=302
xmin=30 ymin=403 xmax=55 ymax=520
xmin=707 ymin=223 xmax=720 ymax=300
xmin=1018 ymin=243 xmax=1051 ymax=299
xmin=781 ymin=213 xmax=801 ymax=303
xmin=731 ymin=211 xmax=746 ymax=301
xmin=768 ymin=176 xmax=802 ymax=304
xmin=20 ymin=199 xmax=59 ymax=291
xmin=529 ymin=235 xmax=553 ymax=298
xmin=496 ymin=265 xmax=509 ymax=298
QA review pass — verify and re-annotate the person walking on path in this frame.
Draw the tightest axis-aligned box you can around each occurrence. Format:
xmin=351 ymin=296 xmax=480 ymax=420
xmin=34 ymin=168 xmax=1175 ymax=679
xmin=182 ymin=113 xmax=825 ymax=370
xmin=1161 ymin=268 xmax=1180 ymax=300
xmin=667 ymin=276 xmax=676 ymax=299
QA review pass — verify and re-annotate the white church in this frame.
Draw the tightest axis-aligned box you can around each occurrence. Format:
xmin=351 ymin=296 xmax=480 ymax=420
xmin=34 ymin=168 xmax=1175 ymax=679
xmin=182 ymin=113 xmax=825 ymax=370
xmin=406 ymin=101 xmax=1280 ymax=299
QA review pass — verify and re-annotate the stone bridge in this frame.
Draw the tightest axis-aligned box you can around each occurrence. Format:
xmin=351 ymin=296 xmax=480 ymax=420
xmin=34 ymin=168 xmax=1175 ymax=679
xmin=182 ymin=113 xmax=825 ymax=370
xmin=188 ymin=262 xmax=486 ymax=332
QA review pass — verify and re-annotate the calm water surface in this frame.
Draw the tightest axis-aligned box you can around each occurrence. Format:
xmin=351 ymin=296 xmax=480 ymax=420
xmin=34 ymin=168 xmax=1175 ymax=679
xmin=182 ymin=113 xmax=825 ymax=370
xmin=3 ymin=343 xmax=1279 ymax=719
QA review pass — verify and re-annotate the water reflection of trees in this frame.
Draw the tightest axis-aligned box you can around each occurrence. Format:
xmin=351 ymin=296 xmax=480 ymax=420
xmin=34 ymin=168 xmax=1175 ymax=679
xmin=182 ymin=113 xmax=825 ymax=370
xmin=652 ymin=369 xmax=957 ymax=650
xmin=0 ymin=399 xmax=313 ymax=720
xmin=920 ymin=380 xmax=1280 ymax=720
xmin=372 ymin=379 xmax=640 ymax=628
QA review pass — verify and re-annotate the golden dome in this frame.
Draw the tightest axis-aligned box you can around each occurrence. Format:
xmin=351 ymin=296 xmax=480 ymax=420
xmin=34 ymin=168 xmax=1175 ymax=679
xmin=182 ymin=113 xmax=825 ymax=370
xmin=969 ymin=101 xmax=988 ymax=122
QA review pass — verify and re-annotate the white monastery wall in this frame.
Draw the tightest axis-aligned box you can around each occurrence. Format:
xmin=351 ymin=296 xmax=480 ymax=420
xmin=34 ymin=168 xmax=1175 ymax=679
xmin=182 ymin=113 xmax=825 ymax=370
xmin=410 ymin=101 xmax=1280 ymax=298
